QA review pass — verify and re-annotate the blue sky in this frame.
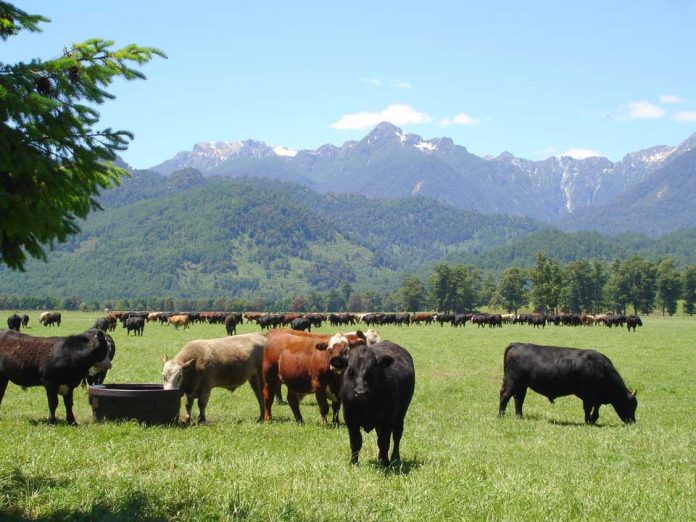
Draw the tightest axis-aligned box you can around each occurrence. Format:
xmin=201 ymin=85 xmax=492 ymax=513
xmin=7 ymin=0 xmax=696 ymax=168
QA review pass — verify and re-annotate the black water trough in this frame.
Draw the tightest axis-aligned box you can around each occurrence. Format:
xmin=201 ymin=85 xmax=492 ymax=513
xmin=88 ymin=384 xmax=184 ymax=425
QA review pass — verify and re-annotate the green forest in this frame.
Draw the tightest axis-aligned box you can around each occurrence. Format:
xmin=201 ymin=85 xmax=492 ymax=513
xmin=3 ymin=171 xmax=696 ymax=312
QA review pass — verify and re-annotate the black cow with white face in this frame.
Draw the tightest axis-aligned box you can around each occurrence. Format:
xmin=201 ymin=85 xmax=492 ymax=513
xmin=331 ymin=341 xmax=415 ymax=466
xmin=498 ymin=342 xmax=638 ymax=424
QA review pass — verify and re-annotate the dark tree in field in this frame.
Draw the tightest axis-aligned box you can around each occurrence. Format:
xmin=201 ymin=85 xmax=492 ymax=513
xmin=682 ymin=265 xmax=696 ymax=316
xmin=0 ymin=2 xmax=164 ymax=270
xmin=496 ymin=267 xmax=528 ymax=314
xmin=656 ymin=257 xmax=681 ymax=316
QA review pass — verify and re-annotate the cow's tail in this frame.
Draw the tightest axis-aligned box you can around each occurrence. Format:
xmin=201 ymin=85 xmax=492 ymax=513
xmin=502 ymin=343 xmax=517 ymax=371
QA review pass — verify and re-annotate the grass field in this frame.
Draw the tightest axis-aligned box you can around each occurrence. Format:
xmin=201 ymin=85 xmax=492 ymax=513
xmin=0 ymin=312 xmax=694 ymax=521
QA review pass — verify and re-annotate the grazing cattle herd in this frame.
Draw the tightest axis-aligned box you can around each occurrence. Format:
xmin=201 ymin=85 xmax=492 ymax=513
xmin=0 ymin=309 xmax=644 ymax=465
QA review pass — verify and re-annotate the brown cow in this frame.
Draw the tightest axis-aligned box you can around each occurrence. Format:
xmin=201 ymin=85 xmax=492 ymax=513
xmin=262 ymin=329 xmax=367 ymax=425
xmin=411 ymin=313 xmax=435 ymax=325
xmin=167 ymin=314 xmax=190 ymax=330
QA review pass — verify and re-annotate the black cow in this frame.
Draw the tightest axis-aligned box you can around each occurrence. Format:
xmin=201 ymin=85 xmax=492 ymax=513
xmin=0 ymin=329 xmax=111 ymax=424
xmin=93 ymin=317 xmax=111 ymax=332
xmin=291 ymin=317 xmax=312 ymax=332
xmin=224 ymin=314 xmax=238 ymax=336
xmin=452 ymin=314 xmax=470 ymax=328
xmin=626 ymin=315 xmax=642 ymax=332
xmin=498 ymin=342 xmax=637 ymax=424
xmin=331 ymin=341 xmax=415 ymax=466
xmin=435 ymin=313 xmax=454 ymax=326
xmin=124 ymin=316 xmax=145 ymax=336
xmin=21 ymin=314 xmax=29 ymax=328
xmin=7 ymin=314 xmax=21 ymax=332
xmin=82 ymin=329 xmax=116 ymax=386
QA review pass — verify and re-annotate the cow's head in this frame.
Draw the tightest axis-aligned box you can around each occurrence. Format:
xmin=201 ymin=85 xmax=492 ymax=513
xmin=616 ymin=389 xmax=638 ymax=423
xmin=73 ymin=330 xmax=112 ymax=377
xmin=330 ymin=345 xmax=393 ymax=402
xmin=161 ymin=355 xmax=194 ymax=390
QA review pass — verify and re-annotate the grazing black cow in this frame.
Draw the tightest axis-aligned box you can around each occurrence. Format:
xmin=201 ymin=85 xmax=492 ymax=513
xmin=331 ymin=341 xmax=415 ymax=466
xmin=224 ymin=314 xmax=238 ymax=336
xmin=435 ymin=313 xmax=454 ymax=327
xmin=124 ymin=316 xmax=145 ymax=336
xmin=626 ymin=315 xmax=642 ymax=332
xmin=291 ymin=317 xmax=312 ymax=332
xmin=7 ymin=314 xmax=21 ymax=332
xmin=0 ymin=329 xmax=112 ymax=424
xmin=452 ymin=313 xmax=470 ymax=328
xmin=498 ymin=342 xmax=637 ymax=424
xmin=82 ymin=329 xmax=116 ymax=386
xmin=21 ymin=314 xmax=29 ymax=328
xmin=93 ymin=317 xmax=111 ymax=332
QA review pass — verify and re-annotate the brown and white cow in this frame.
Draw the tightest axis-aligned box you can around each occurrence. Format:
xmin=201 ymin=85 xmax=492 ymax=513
xmin=262 ymin=329 xmax=367 ymax=425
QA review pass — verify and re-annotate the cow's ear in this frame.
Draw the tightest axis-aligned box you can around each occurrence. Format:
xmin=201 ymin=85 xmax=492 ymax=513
xmin=315 ymin=342 xmax=328 ymax=351
xmin=181 ymin=358 xmax=195 ymax=368
xmin=377 ymin=355 xmax=394 ymax=369
xmin=330 ymin=356 xmax=348 ymax=370
xmin=162 ymin=354 xmax=169 ymax=364
xmin=355 ymin=330 xmax=366 ymax=341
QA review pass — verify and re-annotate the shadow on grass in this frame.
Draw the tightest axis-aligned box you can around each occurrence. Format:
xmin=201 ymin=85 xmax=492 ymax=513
xmin=0 ymin=474 xmax=168 ymax=522
xmin=368 ymin=458 xmax=423 ymax=476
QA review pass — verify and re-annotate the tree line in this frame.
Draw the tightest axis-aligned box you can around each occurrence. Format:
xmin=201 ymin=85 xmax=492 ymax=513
xmin=2 ymin=253 xmax=694 ymax=316
xmin=405 ymin=253 xmax=695 ymax=316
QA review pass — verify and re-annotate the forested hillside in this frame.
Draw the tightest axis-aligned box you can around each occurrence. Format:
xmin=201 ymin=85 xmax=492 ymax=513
xmin=3 ymin=171 xmax=696 ymax=305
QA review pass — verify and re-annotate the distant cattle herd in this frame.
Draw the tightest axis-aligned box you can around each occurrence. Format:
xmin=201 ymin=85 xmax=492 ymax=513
xmin=0 ymin=309 xmax=642 ymax=466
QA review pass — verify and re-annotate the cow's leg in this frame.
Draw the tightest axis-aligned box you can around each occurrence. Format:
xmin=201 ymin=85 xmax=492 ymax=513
xmin=498 ymin=379 xmax=514 ymax=416
xmin=375 ymin=425 xmax=392 ymax=466
xmin=248 ymin=375 xmax=264 ymax=422
xmin=315 ymin=391 xmax=330 ymax=426
xmin=262 ymin=362 xmax=278 ymax=421
xmin=63 ymin=389 xmax=77 ymax=426
xmin=590 ymin=404 xmax=601 ymax=424
xmin=348 ymin=424 xmax=363 ymax=464
xmin=45 ymin=388 xmax=59 ymax=425
xmin=583 ymin=400 xmax=593 ymax=424
xmin=331 ymin=400 xmax=341 ymax=427
xmin=286 ymin=390 xmax=304 ymax=424
xmin=0 ymin=375 xmax=9 ymax=409
xmin=184 ymin=394 xmax=194 ymax=423
xmin=197 ymin=388 xmax=211 ymax=423
xmin=390 ymin=416 xmax=405 ymax=463
xmin=275 ymin=382 xmax=286 ymax=405
xmin=513 ymin=387 xmax=527 ymax=418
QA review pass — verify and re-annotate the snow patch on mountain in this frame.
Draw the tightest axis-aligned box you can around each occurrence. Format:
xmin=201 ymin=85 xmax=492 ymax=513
xmin=273 ymin=145 xmax=298 ymax=157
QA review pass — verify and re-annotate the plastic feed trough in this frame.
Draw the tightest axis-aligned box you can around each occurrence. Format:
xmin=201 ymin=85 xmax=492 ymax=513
xmin=88 ymin=384 xmax=184 ymax=424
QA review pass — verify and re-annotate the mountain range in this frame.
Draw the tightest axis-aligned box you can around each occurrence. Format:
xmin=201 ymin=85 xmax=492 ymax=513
xmin=149 ymin=122 xmax=696 ymax=235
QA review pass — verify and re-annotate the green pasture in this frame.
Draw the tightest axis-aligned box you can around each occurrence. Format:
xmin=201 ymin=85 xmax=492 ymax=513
xmin=0 ymin=312 xmax=694 ymax=520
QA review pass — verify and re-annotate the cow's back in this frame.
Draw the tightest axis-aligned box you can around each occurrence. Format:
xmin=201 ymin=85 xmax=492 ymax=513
xmin=372 ymin=341 xmax=415 ymax=408
xmin=503 ymin=342 xmax=618 ymax=399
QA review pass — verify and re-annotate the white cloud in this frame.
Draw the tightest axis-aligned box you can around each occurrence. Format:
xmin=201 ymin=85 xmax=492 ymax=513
xmin=390 ymin=80 xmax=412 ymax=89
xmin=674 ymin=111 xmax=696 ymax=122
xmin=627 ymin=101 xmax=665 ymax=120
xmin=330 ymin=104 xmax=432 ymax=130
xmin=361 ymin=77 xmax=382 ymax=87
xmin=439 ymin=113 xmax=481 ymax=127
xmin=559 ymin=148 xmax=605 ymax=159
xmin=660 ymin=94 xmax=682 ymax=104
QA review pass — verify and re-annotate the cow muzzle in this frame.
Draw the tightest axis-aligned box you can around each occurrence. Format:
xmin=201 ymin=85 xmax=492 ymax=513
xmin=89 ymin=357 xmax=112 ymax=376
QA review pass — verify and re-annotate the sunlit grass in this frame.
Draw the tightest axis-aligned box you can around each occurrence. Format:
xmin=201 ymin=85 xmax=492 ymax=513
xmin=0 ymin=312 xmax=694 ymax=520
